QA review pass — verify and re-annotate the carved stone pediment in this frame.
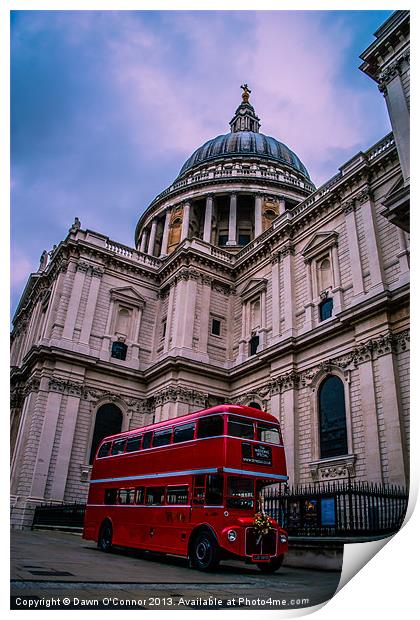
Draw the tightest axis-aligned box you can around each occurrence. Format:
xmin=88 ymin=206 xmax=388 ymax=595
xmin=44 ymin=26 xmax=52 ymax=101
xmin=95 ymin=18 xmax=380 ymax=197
xmin=309 ymin=454 xmax=356 ymax=482
xmin=301 ymin=231 xmax=338 ymax=261
xmin=239 ymin=278 xmax=267 ymax=301
xmin=110 ymin=286 xmax=146 ymax=307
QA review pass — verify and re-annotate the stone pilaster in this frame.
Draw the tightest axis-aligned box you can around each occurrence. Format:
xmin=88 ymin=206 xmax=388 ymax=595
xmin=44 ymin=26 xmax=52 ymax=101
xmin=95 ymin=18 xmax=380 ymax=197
xmin=62 ymin=262 xmax=88 ymax=340
xmin=281 ymin=244 xmax=296 ymax=338
xmin=343 ymin=200 xmax=364 ymax=300
xmin=79 ymin=267 xmax=103 ymax=346
xmin=357 ymin=189 xmax=385 ymax=294
xmin=358 ymin=358 xmax=383 ymax=483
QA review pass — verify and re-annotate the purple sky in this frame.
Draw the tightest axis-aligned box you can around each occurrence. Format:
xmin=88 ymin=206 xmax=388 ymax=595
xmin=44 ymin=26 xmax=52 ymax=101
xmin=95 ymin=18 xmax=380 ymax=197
xmin=11 ymin=10 xmax=393 ymax=315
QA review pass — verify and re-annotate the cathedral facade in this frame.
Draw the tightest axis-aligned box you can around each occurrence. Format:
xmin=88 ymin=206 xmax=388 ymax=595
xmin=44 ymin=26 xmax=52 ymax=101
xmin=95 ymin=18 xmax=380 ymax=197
xmin=11 ymin=12 xmax=410 ymax=528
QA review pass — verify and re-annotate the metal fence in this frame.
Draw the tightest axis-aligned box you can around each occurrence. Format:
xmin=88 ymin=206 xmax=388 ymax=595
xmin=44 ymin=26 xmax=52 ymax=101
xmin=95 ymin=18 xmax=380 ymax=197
xmin=31 ymin=482 xmax=408 ymax=538
xmin=263 ymin=480 xmax=408 ymax=537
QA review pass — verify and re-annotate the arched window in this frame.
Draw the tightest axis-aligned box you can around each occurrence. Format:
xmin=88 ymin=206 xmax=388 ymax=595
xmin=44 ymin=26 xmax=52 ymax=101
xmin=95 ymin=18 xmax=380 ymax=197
xmin=248 ymin=401 xmax=262 ymax=410
xmin=89 ymin=403 xmax=123 ymax=464
xmin=318 ymin=376 xmax=348 ymax=459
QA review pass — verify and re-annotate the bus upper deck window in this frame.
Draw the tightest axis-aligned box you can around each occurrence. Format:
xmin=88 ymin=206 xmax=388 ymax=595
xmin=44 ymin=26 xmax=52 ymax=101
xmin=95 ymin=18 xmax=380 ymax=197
xmin=228 ymin=416 xmax=254 ymax=439
xmin=97 ymin=442 xmax=111 ymax=458
xmin=126 ymin=435 xmax=142 ymax=453
xmin=111 ymin=439 xmax=126 ymax=456
xmin=143 ymin=431 xmax=153 ymax=449
xmin=173 ymin=423 xmax=195 ymax=443
xmin=196 ymin=415 xmax=224 ymax=439
xmin=257 ymin=423 xmax=281 ymax=445
xmin=153 ymin=429 xmax=172 ymax=447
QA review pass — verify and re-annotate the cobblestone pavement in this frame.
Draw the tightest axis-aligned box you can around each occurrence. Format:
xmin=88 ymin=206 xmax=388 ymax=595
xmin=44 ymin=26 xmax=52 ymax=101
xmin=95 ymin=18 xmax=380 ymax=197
xmin=11 ymin=530 xmax=342 ymax=610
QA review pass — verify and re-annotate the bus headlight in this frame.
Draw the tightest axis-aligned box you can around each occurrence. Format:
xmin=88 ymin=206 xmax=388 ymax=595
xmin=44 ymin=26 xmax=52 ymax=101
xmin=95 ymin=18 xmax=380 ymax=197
xmin=227 ymin=530 xmax=237 ymax=542
xmin=280 ymin=534 xmax=287 ymax=544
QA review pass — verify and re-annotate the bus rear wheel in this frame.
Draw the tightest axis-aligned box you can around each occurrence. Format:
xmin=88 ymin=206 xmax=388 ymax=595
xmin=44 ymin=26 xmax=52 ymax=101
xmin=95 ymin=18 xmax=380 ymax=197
xmin=98 ymin=522 xmax=113 ymax=552
xmin=257 ymin=555 xmax=284 ymax=573
xmin=190 ymin=532 xmax=220 ymax=571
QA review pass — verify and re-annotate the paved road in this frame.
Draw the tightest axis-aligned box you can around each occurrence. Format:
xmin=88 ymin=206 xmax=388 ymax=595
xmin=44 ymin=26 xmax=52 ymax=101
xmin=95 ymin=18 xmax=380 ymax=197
xmin=11 ymin=530 xmax=341 ymax=610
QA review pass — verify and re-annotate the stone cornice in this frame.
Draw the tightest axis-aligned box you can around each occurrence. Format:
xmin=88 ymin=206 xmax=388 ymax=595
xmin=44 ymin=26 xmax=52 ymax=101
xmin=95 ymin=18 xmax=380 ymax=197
xmin=378 ymin=50 xmax=410 ymax=93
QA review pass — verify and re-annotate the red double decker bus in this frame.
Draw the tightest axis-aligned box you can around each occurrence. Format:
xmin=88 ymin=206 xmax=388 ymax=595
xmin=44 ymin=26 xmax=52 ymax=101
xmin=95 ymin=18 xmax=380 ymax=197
xmin=83 ymin=404 xmax=288 ymax=572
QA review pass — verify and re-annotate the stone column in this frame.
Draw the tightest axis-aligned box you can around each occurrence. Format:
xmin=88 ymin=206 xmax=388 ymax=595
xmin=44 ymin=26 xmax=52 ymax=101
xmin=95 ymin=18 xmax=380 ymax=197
xmin=279 ymin=195 xmax=286 ymax=215
xmin=254 ymin=194 xmax=263 ymax=237
xmin=160 ymin=209 xmax=171 ymax=257
xmin=49 ymin=393 xmax=81 ymax=501
xmin=203 ymin=195 xmax=214 ymax=243
xmin=380 ymin=60 xmax=410 ymax=183
xmin=30 ymin=388 xmax=64 ymax=498
xmin=358 ymin=359 xmax=383 ymax=483
xmin=271 ymin=253 xmax=281 ymax=341
xmin=181 ymin=201 xmax=191 ymax=241
xmin=79 ymin=267 xmax=103 ymax=346
xmin=198 ymin=276 xmax=212 ymax=358
xmin=396 ymin=227 xmax=410 ymax=282
xmin=331 ymin=243 xmax=344 ymax=314
xmin=164 ymin=284 xmax=175 ymax=352
xmin=62 ymin=262 xmax=88 ymax=340
xmin=358 ymin=189 xmax=385 ymax=294
xmin=282 ymin=381 xmax=298 ymax=485
xmin=281 ymin=244 xmax=296 ymax=338
xmin=376 ymin=352 xmax=408 ymax=485
xmin=147 ymin=218 xmax=158 ymax=256
xmin=226 ymin=194 xmax=237 ymax=246
xmin=303 ymin=259 xmax=314 ymax=331
xmin=343 ymin=201 xmax=364 ymax=300
xmin=139 ymin=230 xmax=147 ymax=253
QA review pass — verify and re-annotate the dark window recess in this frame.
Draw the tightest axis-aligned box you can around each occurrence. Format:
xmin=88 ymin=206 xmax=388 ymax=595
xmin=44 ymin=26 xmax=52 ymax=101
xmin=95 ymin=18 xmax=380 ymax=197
xmin=228 ymin=415 xmax=254 ymax=439
xmin=218 ymin=234 xmax=228 ymax=246
xmin=153 ymin=428 xmax=172 ymax=447
xmin=249 ymin=335 xmax=260 ymax=356
xmin=111 ymin=341 xmax=128 ymax=360
xmin=238 ymin=233 xmax=251 ymax=246
xmin=319 ymin=298 xmax=333 ymax=321
xmin=205 ymin=474 xmax=224 ymax=505
xmin=135 ymin=487 xmax=145 ymax=504
xmin=249 ymin=401 xmax=262 ymax=410
xmin=97 ymin=442 xmax=112 ymax=458
xmin=111 ymin=439 xmax=126 ymax=456
xmin=126 ymin=435 xmax=142 ymax=453
xmin=162 ymin=321 xmax=167 ymax=339
xmin=146 ymin=487 xmax=165 ymax=505
xmin=196 ymin=415 xmax=224 ymax=439
xmin=173 ymin=423 xmax=195 ymax=443
xmin=143 ymin=431 xmax=153 ymax=449
xmin=167 ymin=485 xmax=189 ymax=505
xmin=104 ymin=488 xmax=117 ymax=504
xmin=90 ymin=404 xmax=122 ymax=464
xmin=319 ymin=375 xmax=348 ymax=459
xmin=211 ymin=318 xmax=221 ymax=336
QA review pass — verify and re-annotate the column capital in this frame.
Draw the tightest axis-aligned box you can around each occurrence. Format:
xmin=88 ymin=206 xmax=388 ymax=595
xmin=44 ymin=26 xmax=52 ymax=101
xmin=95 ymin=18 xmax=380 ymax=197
xmin=355 ymin=187 xmax=373 ymax=204
xmin=342 ymin=199 xmax=356 ymax=214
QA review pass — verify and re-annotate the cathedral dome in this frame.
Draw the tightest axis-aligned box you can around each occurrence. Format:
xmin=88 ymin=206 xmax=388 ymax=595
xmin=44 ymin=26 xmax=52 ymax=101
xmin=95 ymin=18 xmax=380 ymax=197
xmin=177 ymin=131 xmax=311 ymax=181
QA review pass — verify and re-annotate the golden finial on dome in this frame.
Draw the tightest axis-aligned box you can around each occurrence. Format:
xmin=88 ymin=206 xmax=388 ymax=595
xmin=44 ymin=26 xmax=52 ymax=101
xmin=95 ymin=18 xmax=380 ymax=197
xmin=241 ymin=83 xmax=251 ymax=103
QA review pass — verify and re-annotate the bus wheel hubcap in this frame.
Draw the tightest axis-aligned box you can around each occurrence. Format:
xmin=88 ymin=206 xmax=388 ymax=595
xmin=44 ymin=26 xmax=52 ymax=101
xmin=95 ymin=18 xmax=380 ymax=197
xmin=196 ymin=540 xmax=209 ymax=561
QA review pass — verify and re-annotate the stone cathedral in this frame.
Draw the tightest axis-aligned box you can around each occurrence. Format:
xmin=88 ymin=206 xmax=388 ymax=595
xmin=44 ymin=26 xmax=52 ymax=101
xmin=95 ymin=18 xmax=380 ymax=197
xmin=11 ymin=11 xmax=410 ymax=528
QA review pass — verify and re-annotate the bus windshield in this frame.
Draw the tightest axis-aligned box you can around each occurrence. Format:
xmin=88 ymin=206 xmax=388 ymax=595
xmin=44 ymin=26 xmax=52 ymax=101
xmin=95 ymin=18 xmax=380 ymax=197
xmin=226 ymin=476 xmax=254 ymax=509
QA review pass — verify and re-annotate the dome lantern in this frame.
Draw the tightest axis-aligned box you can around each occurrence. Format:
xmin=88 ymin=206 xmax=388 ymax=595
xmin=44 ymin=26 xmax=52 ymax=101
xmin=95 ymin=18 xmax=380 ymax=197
xmin=229 ymin=84 xmax=261 ymax=134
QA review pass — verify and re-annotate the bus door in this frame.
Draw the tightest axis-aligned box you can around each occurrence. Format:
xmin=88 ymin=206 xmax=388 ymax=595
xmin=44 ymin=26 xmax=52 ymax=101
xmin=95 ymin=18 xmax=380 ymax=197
xmin=160 ymin=484 xmax=191 ymax=553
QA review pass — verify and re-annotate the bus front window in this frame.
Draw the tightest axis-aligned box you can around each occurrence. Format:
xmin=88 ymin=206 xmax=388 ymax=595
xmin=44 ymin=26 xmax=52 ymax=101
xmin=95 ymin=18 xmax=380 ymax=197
xmin=226 ymin=476 xmax=254 ymax=509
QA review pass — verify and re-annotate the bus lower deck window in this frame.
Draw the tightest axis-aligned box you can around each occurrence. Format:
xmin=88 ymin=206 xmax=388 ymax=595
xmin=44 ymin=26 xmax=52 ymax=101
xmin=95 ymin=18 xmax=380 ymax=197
xmin=118 ymin=489 xmax=135 ymax=504
xmin=104 ymin=488 xmax=117 ymax=504
xmin=205 ymin=474 xmax=223 ymax=505
xmin=167 ymin=485 xmax=189 ymax=505
xmin=135 ymin=487 xmax=145 ymax=504
xmin=227 ymin=476 xmax=254 ymax=509
xmin=146 ymin=487 xmax=165 ymax=505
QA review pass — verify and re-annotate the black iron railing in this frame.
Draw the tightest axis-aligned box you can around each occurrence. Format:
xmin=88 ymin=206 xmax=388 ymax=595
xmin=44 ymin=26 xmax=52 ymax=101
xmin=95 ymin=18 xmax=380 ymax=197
xmin=31 ymin=482 xmax=408 ymax=538
xmin=263 ymin=480 xmax=408 ymax=537
xmin=32 ymin=502 xmax=86 ymax=530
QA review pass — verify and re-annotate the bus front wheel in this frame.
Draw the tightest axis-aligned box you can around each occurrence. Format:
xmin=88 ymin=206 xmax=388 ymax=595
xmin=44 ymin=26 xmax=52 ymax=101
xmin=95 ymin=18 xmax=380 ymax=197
xmin=190 ymin=532 xmax=220 ymax=571
xmin=257 ymin=555 xmax=284 ymax=573
xmin=98 ymin=522 xmax=113 ymax=552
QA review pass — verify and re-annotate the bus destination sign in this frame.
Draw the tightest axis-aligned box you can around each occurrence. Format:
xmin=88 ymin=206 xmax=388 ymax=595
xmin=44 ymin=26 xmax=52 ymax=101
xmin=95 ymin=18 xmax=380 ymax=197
xmin=242 ymin=442 xmax=272 ymax=466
